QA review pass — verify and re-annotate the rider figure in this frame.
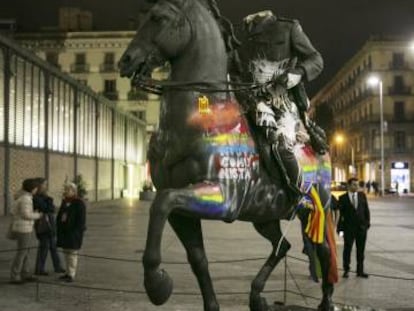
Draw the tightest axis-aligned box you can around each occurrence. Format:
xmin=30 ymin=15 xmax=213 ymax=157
xmin=233 ymin=10 xmax=326 ymax=201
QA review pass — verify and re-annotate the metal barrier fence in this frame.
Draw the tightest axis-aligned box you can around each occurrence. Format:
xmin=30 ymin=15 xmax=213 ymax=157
xmin=1 ymin=246 xmax=413 ymax=309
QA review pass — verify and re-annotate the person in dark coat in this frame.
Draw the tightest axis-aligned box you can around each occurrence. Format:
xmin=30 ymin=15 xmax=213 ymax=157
xmin=33 ymin=178 xmax=65 ymax=275
xmin=56 ymin=183 xmax=86 ymax=282
xmin=337 ymin=178 xmax=371 ymax=278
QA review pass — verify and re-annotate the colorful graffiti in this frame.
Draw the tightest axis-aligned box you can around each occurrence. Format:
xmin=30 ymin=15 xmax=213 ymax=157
xmin=187 ymin=95 xmax=332 ymax=225
xmin=187 ymin=97 xmax=259 ymax=217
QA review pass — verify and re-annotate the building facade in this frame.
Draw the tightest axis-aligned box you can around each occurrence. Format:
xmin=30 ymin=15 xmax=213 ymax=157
xmin=0 ymin=33 xmax=147 ymax=215
xmin=312 ymin=37 xmax=414 ymax=193
xmin=14 ymin=30 xmax=164 ymax=136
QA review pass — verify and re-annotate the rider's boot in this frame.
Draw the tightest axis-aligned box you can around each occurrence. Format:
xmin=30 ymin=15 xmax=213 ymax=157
xmin=270 ymin=140 xmax=303 ymax=204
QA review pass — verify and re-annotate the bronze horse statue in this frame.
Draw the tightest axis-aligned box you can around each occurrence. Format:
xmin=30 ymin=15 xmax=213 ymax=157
xmin=119 ymin=0 xmax=337 ymax=310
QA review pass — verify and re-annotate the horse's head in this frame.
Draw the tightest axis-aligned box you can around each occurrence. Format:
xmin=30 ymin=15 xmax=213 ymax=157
xmin=119 ymin=0 xmax=193 ymax=79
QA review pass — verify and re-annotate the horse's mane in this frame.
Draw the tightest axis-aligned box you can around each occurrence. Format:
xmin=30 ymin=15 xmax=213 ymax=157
xmin=197 ymin=0 xmax=240 ymax=53
xmin=146 ymin=0 xmax=239 ymax=52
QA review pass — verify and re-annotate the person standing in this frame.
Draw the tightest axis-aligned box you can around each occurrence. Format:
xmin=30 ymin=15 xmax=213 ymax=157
xmin=9 ymin=179 xmax=42 ymax=284
xmin=337 ymin=178 xmax=371 ymax=278
xmin=33 ymin=178 xmax=65 ymax=275
xmin=365 ymin=180 xmax=371 ymax=194
xmin=56 ymin=183 xmax=86 ymax=282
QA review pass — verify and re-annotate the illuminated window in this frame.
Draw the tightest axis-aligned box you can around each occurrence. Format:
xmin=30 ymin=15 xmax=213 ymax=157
xmin=0 ymin=49 xmax=4 ymax=142
xmin=114 ymin=114 xmax=125 ymax=161
xmin=97 ymin=105 xmax=113 ymax=159
xmin=394 ymin=101 xmax=405 ymax=121
xmin=394 ymin=131 xmax=406 ymax=152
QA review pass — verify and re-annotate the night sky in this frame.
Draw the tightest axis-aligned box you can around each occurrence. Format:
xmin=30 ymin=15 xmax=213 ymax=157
xmin=1 ymin=0 xmax=414 ymax=95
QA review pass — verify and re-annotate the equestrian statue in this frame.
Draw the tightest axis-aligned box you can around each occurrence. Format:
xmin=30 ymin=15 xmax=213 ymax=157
xmin=118 ymin=0 xmax=337 ymax=310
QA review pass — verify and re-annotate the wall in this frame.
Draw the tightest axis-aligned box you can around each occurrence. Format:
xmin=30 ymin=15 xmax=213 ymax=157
xmin=98 ymin=159 xmax=112 ymax=200
xmin=114 ymin=161 xmax=125 ymax=199
xmin=78 ymin=157 xmax=97 ymax=201
xmin=9 ymin=148 xmax=45 ymax=198
xmin=48 ymin=153 xmax=75 ymax=204
xmin=0 ymin=145 xmax=4 ymax=213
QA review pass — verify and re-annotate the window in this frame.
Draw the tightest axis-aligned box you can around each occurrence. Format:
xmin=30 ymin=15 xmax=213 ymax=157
xmin=97 ymin=105 xmax=113 ymax=159
xmin=104 ymin=80 xmax=116 ymax=93
xmin=76 ymin=94 xmax=96 ymax=156
xmin=114 ymin=113 xmax=126 ymax=161
xmin=393 ymin=75 xmax=404 ymax=89
xmin=126 ymin=119 xmax=139 ymax=163
xmin=101 ymin=52 xmax=116 ymax=72
xmin=138 ymin=111 xmax=146 ymax=121
xmin=75 ymin=53 xmax=86 ymax=65
xmin=394 ymin=131 xmax=406 ymax=152
xmin=394 ymin=101 xmax=405 ymax=121
xmin=71 ymin=53 xmax=88 ymax=73
xmin=392 ymin=52 xmax=404 ymax=68
xmin=46 ymin=52 xmax=59 ymax=67
xmin=103 ymin=80 xmax=118 ymax=100
xmin=48 ymin=77 xmax=74 ymax=153
xmin=7 ymin=55 xmax=46 ymax=148
xmin=104 ymin=52 xmax=114 ymax=65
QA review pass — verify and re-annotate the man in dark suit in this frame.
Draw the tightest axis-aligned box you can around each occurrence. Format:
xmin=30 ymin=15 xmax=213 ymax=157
xmin=337 ymin=178 xmax=371 ymax=278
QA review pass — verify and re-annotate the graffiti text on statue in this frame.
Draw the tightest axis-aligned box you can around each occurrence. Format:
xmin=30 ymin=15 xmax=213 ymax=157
xmin=218 ymin=153 xmax=256 ymax=180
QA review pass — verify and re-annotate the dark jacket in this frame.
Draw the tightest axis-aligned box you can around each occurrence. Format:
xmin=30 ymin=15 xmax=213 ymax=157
xmin=337 ymin=191 xmax=370 ymax=233
xmin=56 ymin=198 xmax=86 ymax=250
xmin=236 ymin=15 xmax=323 ymax=83
xmin=33 ymin=193 xmax=56 ymax=236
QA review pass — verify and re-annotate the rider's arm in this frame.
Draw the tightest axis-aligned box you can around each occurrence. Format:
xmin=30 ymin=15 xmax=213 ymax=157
xmin=290 ymin=21 xmax=323 ymax=82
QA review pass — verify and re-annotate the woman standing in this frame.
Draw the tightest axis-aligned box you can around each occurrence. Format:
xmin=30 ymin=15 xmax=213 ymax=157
xmin=56 ymin=183 xmax=86 ymax=282
xmin=33 ymin=178 xmax=65 ymax=275
xmin=10 ymin=179 xmax=42 ymax=284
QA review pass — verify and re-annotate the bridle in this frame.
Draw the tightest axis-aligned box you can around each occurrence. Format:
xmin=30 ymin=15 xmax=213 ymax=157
xmin=131 ymin=0 xmax=268 ymax=95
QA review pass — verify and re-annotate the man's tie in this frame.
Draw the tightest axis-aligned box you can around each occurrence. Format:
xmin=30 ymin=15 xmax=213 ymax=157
xmin=352 ymin=193 xmax=357 ymax=209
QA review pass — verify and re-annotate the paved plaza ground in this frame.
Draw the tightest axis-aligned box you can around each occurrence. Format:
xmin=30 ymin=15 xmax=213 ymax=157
xmin=0 ymin=195 xmax=413 ymax=311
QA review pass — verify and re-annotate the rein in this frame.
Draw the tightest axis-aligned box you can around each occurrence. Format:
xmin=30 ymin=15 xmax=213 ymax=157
xmin=134 ymin=76 xmax=272 ymax=95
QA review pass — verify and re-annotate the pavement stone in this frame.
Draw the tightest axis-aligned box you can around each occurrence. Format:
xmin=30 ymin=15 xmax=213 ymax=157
xmin=0 ymin=196 xmax=413 ymax=311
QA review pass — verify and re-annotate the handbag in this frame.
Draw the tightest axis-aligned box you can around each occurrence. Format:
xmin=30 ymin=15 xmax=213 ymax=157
xmin=6 ymin=222 xmax=18 ymax=240
xmin=35 ymin=214 xmax=51 ymax=235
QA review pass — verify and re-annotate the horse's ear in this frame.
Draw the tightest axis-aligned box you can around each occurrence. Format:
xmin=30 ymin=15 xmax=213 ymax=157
xmin=140 ymin=0 xmax=157 ymax=14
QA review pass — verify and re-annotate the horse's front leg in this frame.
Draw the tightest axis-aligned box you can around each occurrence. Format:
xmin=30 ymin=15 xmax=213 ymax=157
xmin=169 ymin=213 xmax=220 ymax=311
xmin=250 ymin=221 xmax=291 ymax=311
xmin=142 ymin=189 xmax=179 ymax=305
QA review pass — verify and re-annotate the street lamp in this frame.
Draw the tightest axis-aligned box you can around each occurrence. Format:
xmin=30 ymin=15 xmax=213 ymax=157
xmin=367 ymin=75 xmax=385 ymax=196
xmin=410 ymin=41 xmax=414 ymax=52
xmin=334 ymin=133 xmax=355 ymax=177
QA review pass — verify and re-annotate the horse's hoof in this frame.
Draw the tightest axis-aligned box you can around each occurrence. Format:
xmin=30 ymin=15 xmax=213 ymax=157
xmin=144 ymin=269 xmax=173 ymax=305
xmin=250 ymin=296 xmax=269 ymax=311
